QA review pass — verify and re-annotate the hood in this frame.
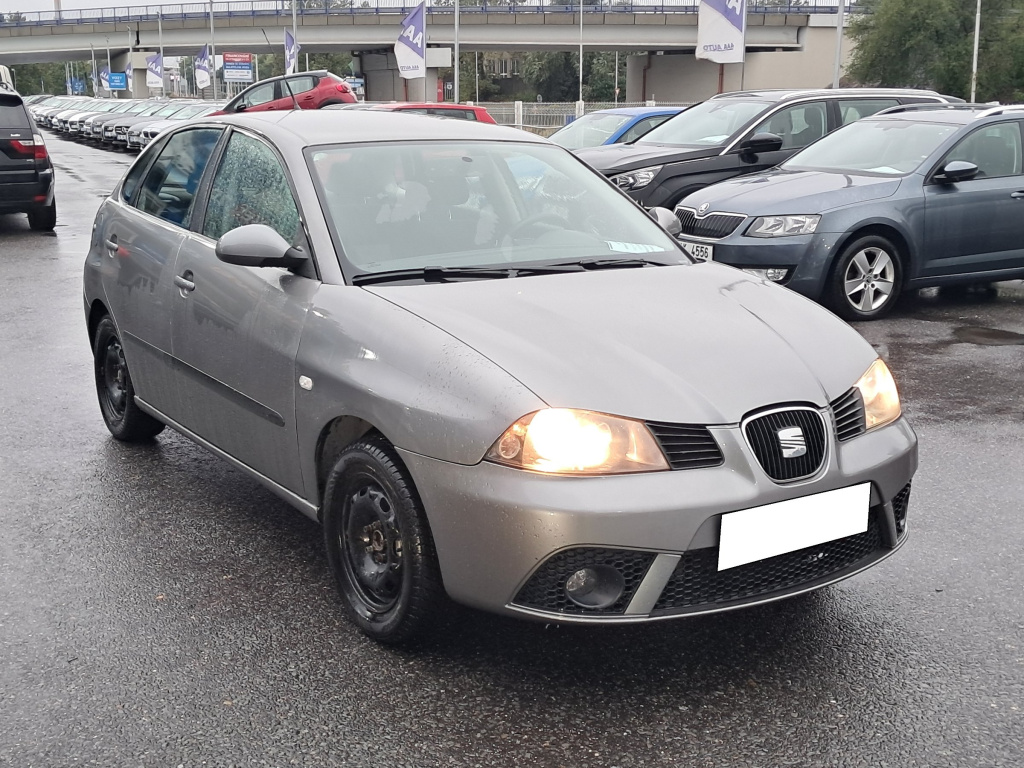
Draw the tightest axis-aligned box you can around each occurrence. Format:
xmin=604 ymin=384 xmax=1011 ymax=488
xmin=683 ymin=169 xmax=902 ymax=216
xmin=575 ymin=142 xmax=721 ymax=174
xmin=367 ymin=265 xmax=877 ymax=425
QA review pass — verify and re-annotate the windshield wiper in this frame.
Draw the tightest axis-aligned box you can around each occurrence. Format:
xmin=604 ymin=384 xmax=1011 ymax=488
xmin=556 ymin=257 xmax=673 ymax=270
xmin=351 ymin=264 xmax=585 ymax=286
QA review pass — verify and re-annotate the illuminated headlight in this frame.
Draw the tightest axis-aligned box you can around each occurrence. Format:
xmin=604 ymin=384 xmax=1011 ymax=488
xmin=742 ymin=268 xmax=789 ymax=282
xmin=854 ymin=359 xmax=901 ymax=431
xmin=486 ymin=409 xmax=669 ymax=475
xmin=746 ymin=214 xmax=820 ymax=238
xmin=611 ymin=165 xmax=663 ymax=192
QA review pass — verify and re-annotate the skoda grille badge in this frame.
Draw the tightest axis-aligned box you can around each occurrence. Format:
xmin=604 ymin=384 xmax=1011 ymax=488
xmin=698 ymin=202 xmax=710 ymax=214
xmin=777 ymin=427 xmax=807 ymax=459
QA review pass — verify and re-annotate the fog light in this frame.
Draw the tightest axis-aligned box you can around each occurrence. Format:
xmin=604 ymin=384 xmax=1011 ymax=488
xmin=743 ymin=267 xmax=789 ymax=282
xmin=564 ymin=565 xmax=625 ymax=609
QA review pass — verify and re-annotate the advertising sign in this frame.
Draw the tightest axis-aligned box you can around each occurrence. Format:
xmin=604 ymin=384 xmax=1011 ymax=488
xmin=284 ymin=30 xmax=301 ymax=77
xmin=146 ymin=54 xmax=163 ymax=89
xmin=222 ymin=52 xmax=254 ymax=83
xmin=195 ymin=45 xmax=212 ymax=90
xmin=107 ymin=71 xmax=128 ymax=91
xmin=395 ymin=2 xmax=426 ymax=80
xmin=695 ymin=0 xmax=746 ymax=64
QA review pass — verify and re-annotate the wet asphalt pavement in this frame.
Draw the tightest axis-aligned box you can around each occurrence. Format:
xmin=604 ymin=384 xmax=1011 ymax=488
xmin=1 ymin=136 xmax=1023 ymax=768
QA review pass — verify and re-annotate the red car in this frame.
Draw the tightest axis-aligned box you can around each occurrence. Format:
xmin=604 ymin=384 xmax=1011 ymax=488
xmin=212 ymin=71 xmax=356 ymax=115
xmin=327 ymin=102 xmax=497 ymax=124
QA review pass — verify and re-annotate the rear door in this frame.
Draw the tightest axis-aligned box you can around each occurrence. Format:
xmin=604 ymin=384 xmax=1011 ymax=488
xmin=922 ymin=119 xmax=1024 ymax=277
xmin=0 ymin=94 xmax=38 ymax=195
xmin=97 ymin=127 xmax=225 ymax=420
xmin=281 ymin=75 xmax=318 ymax=110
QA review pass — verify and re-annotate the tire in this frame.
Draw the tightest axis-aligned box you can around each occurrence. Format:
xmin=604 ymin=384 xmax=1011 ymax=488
xmin=828 ymin=234 xmax=903 ymax=321
xmin=322 ymin=436 xmax=444 ymax=644
xmin=28 ymin=198 xmax=56 ymax=232
xmin=92 ymin=316 xmax=165 ymax=442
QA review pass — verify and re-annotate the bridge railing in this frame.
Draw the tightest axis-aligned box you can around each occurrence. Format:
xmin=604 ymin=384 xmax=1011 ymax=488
xmin=0 ymin=1 xmax=854 ymax=27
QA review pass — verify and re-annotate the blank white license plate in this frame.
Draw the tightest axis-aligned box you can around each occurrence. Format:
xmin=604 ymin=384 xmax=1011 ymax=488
xmin=680 ymin=240 xmax=714 ymax=262
xmin=717 ymin=484 xmax=871 ymax=571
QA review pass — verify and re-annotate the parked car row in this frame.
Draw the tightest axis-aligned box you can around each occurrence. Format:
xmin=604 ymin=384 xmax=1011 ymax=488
xmin=27 ymin=94 xmax=226 ymax=152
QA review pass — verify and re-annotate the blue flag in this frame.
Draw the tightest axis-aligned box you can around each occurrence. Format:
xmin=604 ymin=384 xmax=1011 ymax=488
xmin=395 ymin=1 xmax=426 ymax=80
xmin=285 ymin=29 xmax=301 ymax=76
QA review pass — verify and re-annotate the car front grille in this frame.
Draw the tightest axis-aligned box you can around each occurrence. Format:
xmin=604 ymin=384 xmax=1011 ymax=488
xmin=744 ymin=407 xmax=827 ymax=482
xmin=674 ymin=207 xmax=745 ymax=239
xmin=652 ymin=507 xmax=886 ymax=614
xmin=831 ymin=388 xmax=866 ymax=442
xmin=646 ymin=421 xmax=724 ymax=471
xmin=513 ymin=548 xmax=655 ymax=615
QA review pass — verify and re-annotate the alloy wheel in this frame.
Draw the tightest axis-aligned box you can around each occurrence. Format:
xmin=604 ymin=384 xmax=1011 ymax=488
xmin=843 ymin=247 xmax=895 ymax=312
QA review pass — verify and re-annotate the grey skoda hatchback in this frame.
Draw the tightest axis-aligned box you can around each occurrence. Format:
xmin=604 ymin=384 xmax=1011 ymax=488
xmin=674 ymin=104 xmax=1024 ymax=319
xmin=84 ymin=111 xmax=917 ymax=643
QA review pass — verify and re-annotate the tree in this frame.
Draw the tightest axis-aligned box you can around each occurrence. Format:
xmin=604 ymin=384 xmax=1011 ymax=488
xmin=847 ymin=0 xmax=1024 ymax=101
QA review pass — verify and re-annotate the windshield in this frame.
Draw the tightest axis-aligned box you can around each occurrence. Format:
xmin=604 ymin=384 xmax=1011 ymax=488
xmin=309 ymin=141 xmax=683 ymax=276
xmin=153 ymin=103 xmax=186 ymax=118
xmin=783 ymin=119 xmax=959 ymax=176
xmin=637 ymin=99 xmax=771 ymax=147
xmin=551 ymin=113 xmax=633 ymax=150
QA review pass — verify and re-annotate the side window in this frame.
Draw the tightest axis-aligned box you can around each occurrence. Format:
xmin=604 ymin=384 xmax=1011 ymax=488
xmin=838 ymin=99 xmax=899 ymax=126
xmin=121 ymin=155 xmax=152 ymax=203
xmin=133 ymin=128 xmax=222 ymax=226
xmin=429 ymin=108 xmax=471 ymax=120
xmin=943 ymin=122 xmax=1022 ymax=178
xmin=242 ymin=82 xmax=276 ymax=108
xmin=203 ymin=132 xmax=301 ymax=244
xmin=751 ymin=101 xmax=828 ymax=150
xmin=284 ymin=76 xmax=316 ymax=96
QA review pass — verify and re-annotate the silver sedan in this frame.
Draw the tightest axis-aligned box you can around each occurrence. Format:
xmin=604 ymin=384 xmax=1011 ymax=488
xmin=83 ymin=111 xmax=917 ymax=643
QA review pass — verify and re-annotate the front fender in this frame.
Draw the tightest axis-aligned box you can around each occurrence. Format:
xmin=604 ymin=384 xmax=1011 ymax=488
xmin=294 ymin=285 xmax=545 ymax=505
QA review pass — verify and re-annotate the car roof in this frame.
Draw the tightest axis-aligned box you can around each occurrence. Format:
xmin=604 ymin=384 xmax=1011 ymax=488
xmin=864 ymin=105 xmax=1023 ymax=126
xmin=196 ymin=110 xmax=547 ymax=147
xmin=586 ymin=106 xmax=685 ymax=116
xmin=710 ymin=87 xmax=944 ymax=102
xmin=374 ymin=102 xmax=481 ymax=110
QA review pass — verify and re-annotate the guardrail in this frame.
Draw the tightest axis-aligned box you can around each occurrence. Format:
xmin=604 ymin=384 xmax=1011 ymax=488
xmin=0 ymin=1 xmax=854 ymax=26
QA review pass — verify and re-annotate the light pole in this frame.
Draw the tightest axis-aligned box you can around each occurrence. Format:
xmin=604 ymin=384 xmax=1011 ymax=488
xmin=831 ymin=0 xmax=845 ymax=89
xmin=454 ymin=0 xmax=461 ymax=103
xmin=970 ymin=0 xmax=982 ymax=102
xmin=578 ymin=0 xmax=584 ymax=104
xmin=209 ymin=0 xmax=218 ymax=99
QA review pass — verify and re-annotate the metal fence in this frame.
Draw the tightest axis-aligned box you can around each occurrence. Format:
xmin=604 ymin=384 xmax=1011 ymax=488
xmin=481 ymin=100 xmax=694 ymax=136
xmin=1 ymin=1 xmax=857 ymax=26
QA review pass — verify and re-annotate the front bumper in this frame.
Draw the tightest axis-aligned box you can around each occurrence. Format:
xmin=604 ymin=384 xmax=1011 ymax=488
xmin=399 ymin=415 xmax=917 ymax=623
xmin=678 ymin=231 xmax=846 ymax=301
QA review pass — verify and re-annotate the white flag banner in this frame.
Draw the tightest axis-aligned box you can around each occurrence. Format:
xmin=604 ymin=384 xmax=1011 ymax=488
xmin=195 ymin=45 xmax=212 ymax=90
xmin=394 ymin=2 xmax=426 ymax=80
xmin=146 ymin=54 xmax=163 ymax=89
xmin=285 ymin=29 xmax=301 ymax=76
xmin=696 ymin=0 xmax=746 ymax=65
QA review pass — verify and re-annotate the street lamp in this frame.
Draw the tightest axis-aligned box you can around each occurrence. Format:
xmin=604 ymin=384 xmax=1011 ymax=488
xmin=970 ymin=0 xmax=982 ymax=102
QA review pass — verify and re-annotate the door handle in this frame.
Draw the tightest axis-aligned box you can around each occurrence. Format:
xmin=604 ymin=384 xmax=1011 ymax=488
xmin=104 ymin=234 xmax=118 ymax=255
xmin=174 ymin=272 xmax=196 ymax=295
xmin=1011 ymin=191 xmax=1024 ymax=199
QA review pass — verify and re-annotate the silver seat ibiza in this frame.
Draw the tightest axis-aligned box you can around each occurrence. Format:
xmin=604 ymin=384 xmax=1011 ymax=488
xmin=84 ymin=111 xmax=917 ymax=643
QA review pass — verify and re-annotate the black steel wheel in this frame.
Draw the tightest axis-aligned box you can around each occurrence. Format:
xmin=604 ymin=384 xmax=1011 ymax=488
xmin=828 ymin=234 xmax=903 ymax=321
xmin=92 ymin=316 xmax=165 ymax=441
xmin=322 ymin=436 xmax=443 ymax=644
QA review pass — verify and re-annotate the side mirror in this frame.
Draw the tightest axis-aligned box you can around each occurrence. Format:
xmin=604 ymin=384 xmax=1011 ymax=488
xmin=935 ymin=160 xmax=978 ymax=184
xmin=737 ymin=132 xmax=784 ymax=155
xmin=215 ymin=224 xmax=307 ymax=268
xmin=648 ymin=206 xmax=682 ymax=237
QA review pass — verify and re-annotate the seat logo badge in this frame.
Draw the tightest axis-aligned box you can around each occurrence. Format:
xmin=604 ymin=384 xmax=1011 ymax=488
xmin=777 ymin=427 xmax=807 ymax=459
xmin=698 ymin=202 xmax=710 ymax=214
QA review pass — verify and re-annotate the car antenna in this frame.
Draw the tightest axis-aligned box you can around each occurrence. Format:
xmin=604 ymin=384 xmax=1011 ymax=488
xmin=285 ymin=79 xmax=301 ymax=112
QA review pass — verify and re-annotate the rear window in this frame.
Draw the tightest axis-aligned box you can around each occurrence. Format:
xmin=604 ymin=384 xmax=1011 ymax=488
xmin=0 ymin=96 xmax=30 ymax=129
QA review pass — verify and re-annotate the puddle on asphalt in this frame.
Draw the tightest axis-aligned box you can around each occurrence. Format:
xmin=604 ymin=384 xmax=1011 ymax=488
xmin=953 ymin=326 xmax=1024 ymax=345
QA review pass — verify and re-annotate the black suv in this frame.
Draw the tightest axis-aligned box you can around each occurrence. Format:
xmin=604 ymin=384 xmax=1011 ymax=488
xmin=0 ymin=83 xmax=56 ymax=231
xmin=576 ymin=88 xmax=956 ymax=210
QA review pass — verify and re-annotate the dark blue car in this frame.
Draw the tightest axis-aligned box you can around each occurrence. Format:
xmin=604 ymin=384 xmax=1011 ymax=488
xmin=549 ymin=106 xmax=684 ymax=150
xmin=673 ymin=104 xmax=1024 ymax=320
